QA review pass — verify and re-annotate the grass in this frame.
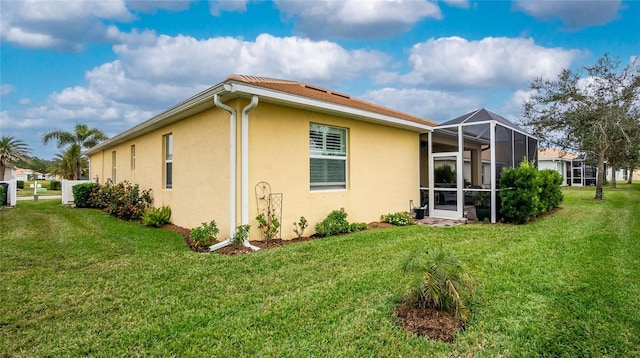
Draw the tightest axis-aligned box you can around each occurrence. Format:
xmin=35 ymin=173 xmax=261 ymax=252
xmin=1 ymin=185 xmax=639 ymax=356
xmin=16 ymin=180 xmax=61 ymax=197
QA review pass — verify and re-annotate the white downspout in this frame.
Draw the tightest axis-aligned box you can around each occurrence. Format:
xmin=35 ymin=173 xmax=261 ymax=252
xmin=210 ymin=94 xmax=237 ymax=251
xmin=241 ymin=95 xmax=260 ymax=251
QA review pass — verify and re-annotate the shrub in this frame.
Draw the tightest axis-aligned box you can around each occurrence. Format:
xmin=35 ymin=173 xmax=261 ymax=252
xmin=434 ymin=164 xmax=456 ymax=184
xmin=49 ymin=180 xmax=61 ymax=190
xmin=102 ymin=181 xmax=152 ymax=221
xmin=190 ymin=220 xmax=220 ymax=248
xmin=499 ymin=161 xmax=540 ymax=224
xmin=382 ymin=211 xmax=414 ymax=226
xmin=72 ymin=182 xmax=100 ymax=208
xmin=16 ymin=180 xmax=24 ymax=190
xmin=293 ymin=216 xmax=308 ymax=239
xmin=314 ymin=210 xmax=366 ymax=237
xmin=232 ymin=225 xmax=251 ymax=247
xmin=538 ymin=169 xmax=564 ymax=213
xmin=402 ymin=248 xmax=475 ymax=322
xmin=142 ymin=205 xmax=172 ymax=227
xmin=0 ymin=185 xmax=6 ymax=206
xmin=256 ymin=212 xmax=280 ymax=243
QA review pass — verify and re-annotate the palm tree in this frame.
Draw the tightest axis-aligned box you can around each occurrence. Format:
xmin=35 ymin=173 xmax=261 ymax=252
xmin=42 ymin=124 xmax=107 ymax=180
xmin=49 ymin=147 xmax=87 ymax=180
xmin=0 ymin=136 xmax=32 ymax=181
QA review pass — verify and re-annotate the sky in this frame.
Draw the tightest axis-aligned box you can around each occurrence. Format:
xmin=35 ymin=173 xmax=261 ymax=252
xmin=1 ymin=0 xmax=638 ymax=160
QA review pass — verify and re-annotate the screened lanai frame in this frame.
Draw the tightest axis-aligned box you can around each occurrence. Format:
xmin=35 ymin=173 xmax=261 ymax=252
xmin=422 ymin=108 xmax=538 ymax=223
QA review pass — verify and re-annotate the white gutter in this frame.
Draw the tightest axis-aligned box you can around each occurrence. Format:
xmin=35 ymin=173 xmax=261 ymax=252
xmin=211 ymin=94 xmax=237 ymax=252
xmin=240 ymin=95 xmax=260 ymax=251
xmin=209 ymin=94 xmax=260 ymax=252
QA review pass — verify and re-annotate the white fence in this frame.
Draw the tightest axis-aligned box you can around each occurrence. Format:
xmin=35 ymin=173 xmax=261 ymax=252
xmin=0 ymin=179 xmax=17 ymax=207
xmin=61 ymin=180 xmax=91 ymax=205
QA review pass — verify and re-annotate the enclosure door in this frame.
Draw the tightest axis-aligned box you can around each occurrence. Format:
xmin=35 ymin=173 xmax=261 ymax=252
xmin=430 ymin=152 xmax=463 ymax=220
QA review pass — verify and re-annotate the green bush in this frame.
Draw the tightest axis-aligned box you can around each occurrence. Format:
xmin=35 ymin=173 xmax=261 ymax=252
xmin=0 ymin=185 xmax=6 ymax=206
xmin=382 ymin=211 xmax=414 ymax=226
xmin=142 ymin=205 xmax=172 ymax=227
xmin=499 ymin=161 xmax=540 ymax=224
xmin=256 ymin=212 xmax=280 ymax=243
xmin=314 ymin=210 xmax=366 ymax=237
xmin=16 ymin=180 xmax=24 ymax=190
xmin=190 ymin=220 xmax=220 ymax=248
xmin=72 ymin=183 xmax=100 ymax=208
xmin=49 ymin=180 xmax=61 ymax=190
xmin=538 ymin=169 xmax=564 ymax=213
xmin=401 ymin=248 xmax=475 ymax=322
xmin=434 ymin=164 xmax=456 ymax=184
xmin=232 ymin=225 xmax=251 ymax=247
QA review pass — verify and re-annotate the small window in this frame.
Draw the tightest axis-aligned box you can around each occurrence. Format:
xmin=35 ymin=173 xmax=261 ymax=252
xmin=111 ymin=151 xmax=117 ymax=182
xmin=131 ymin=145 xmax=136 ymax=170
xmin=164 ymin=134 xmax=173 ymax=189
xmin=309 ymin=123 xmax=347 ymax=190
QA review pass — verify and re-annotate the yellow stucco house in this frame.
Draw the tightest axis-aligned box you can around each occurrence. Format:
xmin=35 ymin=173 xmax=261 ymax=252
xmin=86 ymin=75 xmax=437 ymax=244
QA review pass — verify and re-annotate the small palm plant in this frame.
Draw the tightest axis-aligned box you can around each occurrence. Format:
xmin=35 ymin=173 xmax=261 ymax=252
xmin=401 ymin=248 xmax=475 ymax=322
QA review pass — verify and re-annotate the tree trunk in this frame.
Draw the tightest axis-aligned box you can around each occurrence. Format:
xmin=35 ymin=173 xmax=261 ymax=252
xmin=610 ymin=165 xmax=617 ymax=188
xmin=629 ymin=168 xmax=634 ymax=184
xmin=595 ymin=154 xmax=606 ymax=200
xmin=0 ymin=163 xmax=5 ymax=181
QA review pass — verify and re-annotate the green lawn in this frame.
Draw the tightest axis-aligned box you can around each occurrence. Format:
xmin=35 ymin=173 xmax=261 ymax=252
xmin=16 ymin=181 xmax=62 ymax=197
xmin=1 ymin=185 xmax=639 ymax=356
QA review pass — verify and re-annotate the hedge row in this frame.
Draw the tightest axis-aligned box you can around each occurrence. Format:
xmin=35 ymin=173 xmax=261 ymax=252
xmin=499 ymin=161 xmax=563 ymax=224
xmin=72 ymin=181 xmax=152 ymax=221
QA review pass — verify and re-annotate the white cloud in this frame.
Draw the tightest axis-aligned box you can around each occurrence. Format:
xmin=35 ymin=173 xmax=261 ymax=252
xmin=400 ymin=36 xmax=581 ymax=90
xmin=128 ymin=0 xmax=194 ymax=13
xmin=209 ymin=0 xmax=248 ymax=15
xmin=442 ymin=0 xmax=469 ymax=9
xmin=362 ymin=87 xmax=481 ymax=122
xmin=276 ymin=0 xmax=442 ymax=38
xmin=19 ymin=98 xmax=31 ymax=105
xmin=1 ymin=0 xmax=132 ymax=51
xmin=514 ymin=0 xmax=623 ymax=30
xmin=1 ymin=85 xmax=15 ymax=96
xmin=109 ymin=33 xmax=388 ymax=91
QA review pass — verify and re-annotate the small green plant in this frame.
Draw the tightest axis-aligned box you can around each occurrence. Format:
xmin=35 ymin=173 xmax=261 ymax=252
xmin=142 ymin=205 xmax=172 ymax=227
xmin=256 ymin=212 xmax=280 ymax=243
xmin=232 ymin=225 xmax=251 ymax=247
xmin=190 ymin=220 xmax=220 ymax=248
xmin=314 ymin=210 xmax=366 ymax=237
xmin=382 ymin=211 xmax=414 ymax=226
xmin=473 ymin=191 xmax=490 ymax=207
xmin=402 ymin=248 xmax=475 ymax=322
xmin=293 ymin=216 xmax=308 ymax=239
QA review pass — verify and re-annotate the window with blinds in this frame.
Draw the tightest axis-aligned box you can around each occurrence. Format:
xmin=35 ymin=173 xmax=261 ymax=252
xmin=310 ymin=123 xmax=347 ymax=190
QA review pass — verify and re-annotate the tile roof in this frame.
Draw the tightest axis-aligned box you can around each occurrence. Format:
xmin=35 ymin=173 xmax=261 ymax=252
xmin=226 ymin=74 xmax=437 ymax=127
xmin=538 ymin=148 xmax=578 ymax=160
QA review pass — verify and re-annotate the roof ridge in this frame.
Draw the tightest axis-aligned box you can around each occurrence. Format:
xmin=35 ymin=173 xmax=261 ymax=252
xmin=226 ymin=74 xmax=299 ymax=85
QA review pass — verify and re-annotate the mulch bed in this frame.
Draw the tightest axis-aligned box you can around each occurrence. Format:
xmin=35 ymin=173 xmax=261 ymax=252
xmin=162 ymin=221 xmax=394 ymax=255
xmin=393 ymin=300 xmax=465 ymax=342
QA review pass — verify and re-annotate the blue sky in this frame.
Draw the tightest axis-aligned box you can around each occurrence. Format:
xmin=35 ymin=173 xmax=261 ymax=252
xmin=1 ymin=0 xmax=638 ymax=159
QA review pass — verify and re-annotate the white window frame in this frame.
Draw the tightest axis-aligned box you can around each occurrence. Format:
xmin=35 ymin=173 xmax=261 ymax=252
xmin=131 ymin=145 xmax=136 ymax=171
xmin=309 ymin=123 xmax=347 ymax=191
xmin=111 ymin=151 xmax=117 ymax=183
xmin=164 ymin=134 xmax=173 ymax=189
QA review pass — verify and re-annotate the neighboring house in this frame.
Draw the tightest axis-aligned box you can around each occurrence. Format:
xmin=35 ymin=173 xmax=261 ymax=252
xmin=14 ymin=168 xmax=47 ymax=181
xmin=538 ymin=149 xmax=600 ymax=186
xmin=86 ymin=75 xmax=436 ymax=241
xmin=3 ymin=165 xmax=17 ymax=181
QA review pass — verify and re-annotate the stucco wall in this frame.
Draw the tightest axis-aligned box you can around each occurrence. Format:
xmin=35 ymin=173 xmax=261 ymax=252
xmin=246 ymin=100 xmax=420 ymax=240
xmin=89 ymin=98 xmax=421 ymax=241
xmin=89 ymin=107 xmax=232 ymax=236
